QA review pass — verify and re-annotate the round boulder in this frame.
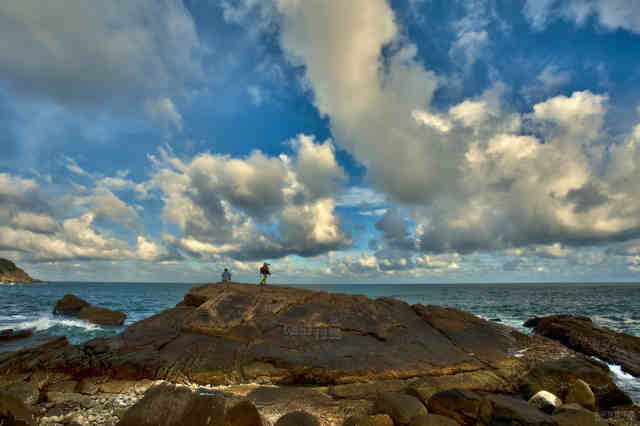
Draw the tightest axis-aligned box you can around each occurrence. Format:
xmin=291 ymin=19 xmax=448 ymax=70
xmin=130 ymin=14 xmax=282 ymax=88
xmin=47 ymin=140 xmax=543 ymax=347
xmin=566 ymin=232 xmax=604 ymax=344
xmin=528 ymin=390 xmax=561 ymax=414
xmin=275 ymin=411 xmax=320 ymax=426
xmin=375 ymin=392 xmax=428 ymax=425
xmin=565 ymin=379 xmax=596 ymax=411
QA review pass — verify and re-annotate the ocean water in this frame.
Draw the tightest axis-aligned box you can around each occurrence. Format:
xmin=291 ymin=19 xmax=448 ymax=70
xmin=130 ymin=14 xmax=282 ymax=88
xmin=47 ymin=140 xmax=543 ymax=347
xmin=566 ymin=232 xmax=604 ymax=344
xmin=1 ymin=281 xmax=638 ymax=402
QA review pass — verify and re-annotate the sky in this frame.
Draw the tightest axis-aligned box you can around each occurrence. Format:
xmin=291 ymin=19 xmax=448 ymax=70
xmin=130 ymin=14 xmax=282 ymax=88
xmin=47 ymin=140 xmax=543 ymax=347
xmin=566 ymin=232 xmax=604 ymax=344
xmin=1 ymin=0 xmax=640 ymax=283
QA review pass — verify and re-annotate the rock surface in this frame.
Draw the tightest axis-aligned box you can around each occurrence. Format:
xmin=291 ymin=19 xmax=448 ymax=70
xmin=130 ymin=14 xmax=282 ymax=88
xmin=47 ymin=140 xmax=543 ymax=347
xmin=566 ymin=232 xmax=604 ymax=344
xmin=3 ymin=282 xmax=562 ymax=386
xmin=528 ymin=390 xmax=561 ymax=414
xmin=0 ymin=389 xmax=35 ymax=425
xmin=0 ymin=329 xmax=33 ymax=342
xmin=53 ymin=294 xmax=126 ymax=326
xmin=517 ymin=358 xmax=632 ymax=409
xmin=116 ymin=382 xmax=257 ymax=426
xmin=374 ymin=392 xmax=427 ymax=425
xmin=0 ymin=282 xmax=637 ymax=426
xmin=526 ymin=314 xmax=640 ymax=377
xmin=564 ymin=379 xmax=596 ymax=411
xmin=0 ymin=258 xmax=40 ymax=284
xmin=274 ymin=410 xmax=320 ymax=426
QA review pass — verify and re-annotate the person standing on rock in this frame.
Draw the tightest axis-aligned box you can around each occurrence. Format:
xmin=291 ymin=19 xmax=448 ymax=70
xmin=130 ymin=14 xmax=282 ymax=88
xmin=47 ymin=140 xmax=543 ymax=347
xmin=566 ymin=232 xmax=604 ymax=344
xmin=221 ymin=268 xmax=231 ymax=282
xmin=259 ymin=262 xmax=270 ymax=286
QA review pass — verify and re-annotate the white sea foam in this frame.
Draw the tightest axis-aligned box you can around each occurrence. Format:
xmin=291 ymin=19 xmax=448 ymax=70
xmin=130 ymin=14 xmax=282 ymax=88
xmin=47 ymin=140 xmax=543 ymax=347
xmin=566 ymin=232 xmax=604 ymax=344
xmin=16 ymin=316 xmax=102 ymax=332
xmin=596 ymin=358 xmax=640 ymax=404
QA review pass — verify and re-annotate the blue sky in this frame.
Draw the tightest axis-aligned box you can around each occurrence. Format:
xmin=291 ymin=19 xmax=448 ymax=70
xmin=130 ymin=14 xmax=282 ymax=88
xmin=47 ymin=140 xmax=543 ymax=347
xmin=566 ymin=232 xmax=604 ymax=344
xmin=2 ymin=0 xmax=640 ymax=283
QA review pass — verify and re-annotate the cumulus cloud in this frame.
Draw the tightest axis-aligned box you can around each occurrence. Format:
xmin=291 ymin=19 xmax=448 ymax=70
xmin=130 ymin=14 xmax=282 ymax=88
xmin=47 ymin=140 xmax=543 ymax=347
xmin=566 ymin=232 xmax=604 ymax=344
xmin=0 ymin=0 xmax=204 ymax=128
xmin=524 ymin=0 xmax=640 ymax=34
xmin=0 ymin=172 xmax=142 ymax=262
xmin=147 ymin=135 xmax=351 ymax=260
xmin=223 ymin=0 xmax=640 ymax=261
xmin=90 ymin=188 xmax=140 ymax=229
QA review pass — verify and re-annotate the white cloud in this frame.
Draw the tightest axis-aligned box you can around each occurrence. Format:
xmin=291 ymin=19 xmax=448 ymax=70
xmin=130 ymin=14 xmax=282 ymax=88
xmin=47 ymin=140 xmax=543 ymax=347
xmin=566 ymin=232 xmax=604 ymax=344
xmin=247 ymin=85 xmax=264 ymax=106
xmin=537 ymin=64 xmax=571 ymax=89
xmin=136 ymin=235 xmax=169 ymax=261
xmin=524 ymin=0 xmax=640 ymax=34
xmin=90 ymin=188 xmax=140 ymax=229
xmin=0 ymin=0 xmax=204 ymax=104
xmin=412 ymin=110 xmax=452 ymax=133
xmin=147 ymin=135 xmax=351 ymax=260
xmin=144 ymin=98 xmax=183 ymax=130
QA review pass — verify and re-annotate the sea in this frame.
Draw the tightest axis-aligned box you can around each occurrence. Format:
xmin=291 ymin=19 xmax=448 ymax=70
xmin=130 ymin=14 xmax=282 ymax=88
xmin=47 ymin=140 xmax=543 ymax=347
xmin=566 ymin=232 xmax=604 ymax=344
xmin=1 ymin=281 xmax=639 ymax=403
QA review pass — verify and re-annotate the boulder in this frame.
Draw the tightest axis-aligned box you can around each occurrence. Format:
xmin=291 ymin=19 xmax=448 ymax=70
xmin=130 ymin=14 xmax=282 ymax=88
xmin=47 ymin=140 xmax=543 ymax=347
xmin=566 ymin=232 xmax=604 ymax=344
xmin=408 ymin=413 xmax=460 ymax=426
xmin=0 ymin=390 xmax=35 ymax=425
xmin=274 ymin=411 xmax=320 ymax=426
xmin=482 ymin=394 xmax=556 ymax=426
xmin=528 ymin=390 xmax=562 ymax=414
xmin=552 ymin=403 xmax=607 ymax=426
xmin=529 ymin=315 xmax=640 ymax=377
xmin=374 ymin=392 xmax=428 ymax=425
xmin=426 ymin=389 xmax=484 ymax=425
xmin=518 ymin=358 xmax=632 ymax=409
xmin=53 ymin=294 xmax=90 ymax=316
xmin=564 ymin=379 xmax=596 ymax=411
xmin=0 ymin=329 xmax=33 ymax=342
xmin=53 ymin=294 xmax=126 ymax=326
xmin=343 ymin=414 xmax=394 ymax=426
xmin=116 ymin=383 xmax=231 ymax=426
xmin=224 ymin=399 xmax=266 ymax=426
xmin=77 ymin=306 xmax=126 ymax=326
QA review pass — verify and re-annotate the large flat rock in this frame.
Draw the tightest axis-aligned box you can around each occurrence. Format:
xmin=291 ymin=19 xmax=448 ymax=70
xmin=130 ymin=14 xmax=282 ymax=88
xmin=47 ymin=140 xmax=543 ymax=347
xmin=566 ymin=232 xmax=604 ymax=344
xmin=0 ymin=283 xmax=624 ymax=396
xmin=527 ymin=315 xmax=640 ymax=377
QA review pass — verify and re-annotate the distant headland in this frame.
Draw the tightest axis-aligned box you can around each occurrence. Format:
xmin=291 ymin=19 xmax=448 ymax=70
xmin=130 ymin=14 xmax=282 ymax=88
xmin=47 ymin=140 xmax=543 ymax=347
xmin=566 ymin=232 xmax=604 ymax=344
xmin=0 ymin=258 xmax=41 ymax=284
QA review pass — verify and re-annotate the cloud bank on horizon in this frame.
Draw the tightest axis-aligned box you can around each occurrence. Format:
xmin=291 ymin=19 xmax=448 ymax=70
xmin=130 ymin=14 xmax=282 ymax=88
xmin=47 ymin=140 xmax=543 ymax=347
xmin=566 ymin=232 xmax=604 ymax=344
xmin=1 ymin=0 xmax=640 ymax=282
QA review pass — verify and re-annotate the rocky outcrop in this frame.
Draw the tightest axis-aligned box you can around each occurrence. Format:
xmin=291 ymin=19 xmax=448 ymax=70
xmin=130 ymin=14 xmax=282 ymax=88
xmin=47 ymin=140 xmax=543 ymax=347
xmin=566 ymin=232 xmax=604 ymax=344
xmin=53 ymin=294 xmax=126 ymax=326
xmin=0 ymin=329 xmax=33 ymax=342
xmin=0 ymin=283 xmax=637 ymax=425
xmin=525 ymin=314 xmax=640 ymax=377
xmin=0 ymin=258 xmax=40 ymax=284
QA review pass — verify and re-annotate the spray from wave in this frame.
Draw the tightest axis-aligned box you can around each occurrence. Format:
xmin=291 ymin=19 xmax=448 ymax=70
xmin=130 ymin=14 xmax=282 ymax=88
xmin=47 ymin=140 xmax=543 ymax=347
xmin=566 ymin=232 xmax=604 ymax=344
xmin=16 ymin=316 xmax=103 ymax=332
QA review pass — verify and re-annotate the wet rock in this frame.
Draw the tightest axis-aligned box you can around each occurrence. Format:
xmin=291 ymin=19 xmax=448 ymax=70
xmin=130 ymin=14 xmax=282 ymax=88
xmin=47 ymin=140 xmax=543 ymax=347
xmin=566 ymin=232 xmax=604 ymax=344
xmin=116 ymin=383 xmax=228 ymax=426
xmin=53 ymin=294 xmax=126 ymax=326
xmin=426 ymin=389 xmax=484 ymax=425
xmin=528 ymin=390 xmax=562 ymax=414
xmin=565 ymin=379 xmax=596 ymax=411
xmin=408 ymin=413 xmax=460 ymax=426
xmin=343 ymin=414 xmax=394 ymax=426
xmin=0 ymin=390 xmax=35 ymax=425
xmin=53 ymin=295 xmax=91 ymax=316
xmin=518 ymin=358 xmax=632 ymax=409
xmin=374 ymin=392 xmax=428 ymax=425
xmin=482 ymin=394 xmax=556 ymax=426
xmin=0 ymin=329 xmax=33 ymax=342
xmin=274 ymin=410 xmax=320 ymax=426
xmin=529 ymin=315 xmax=640 ymax=377
xmin=77 ymin=306 xmax=126 ymax=326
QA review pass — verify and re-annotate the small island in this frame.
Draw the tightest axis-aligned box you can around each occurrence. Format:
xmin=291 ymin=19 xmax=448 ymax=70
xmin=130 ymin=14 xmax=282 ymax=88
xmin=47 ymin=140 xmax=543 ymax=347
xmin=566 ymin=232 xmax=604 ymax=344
xmin=0 ymin=258 xmax=41 ymax=284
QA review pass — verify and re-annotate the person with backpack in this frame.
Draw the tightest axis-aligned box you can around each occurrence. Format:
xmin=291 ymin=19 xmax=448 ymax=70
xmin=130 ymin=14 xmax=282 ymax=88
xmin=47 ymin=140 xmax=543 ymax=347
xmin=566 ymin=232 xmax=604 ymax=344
xmin=221 ymin=268 xmax=231 ymax=282
xmin=259 ymin=262 xmax=270 ymax=286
